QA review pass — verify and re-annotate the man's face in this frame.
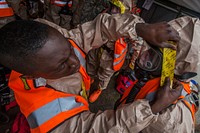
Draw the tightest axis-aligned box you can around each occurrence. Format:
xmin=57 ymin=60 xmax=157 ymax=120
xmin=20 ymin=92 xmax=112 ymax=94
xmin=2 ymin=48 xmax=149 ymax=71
xmin=27 ymin=28 xmax=80 ymax=79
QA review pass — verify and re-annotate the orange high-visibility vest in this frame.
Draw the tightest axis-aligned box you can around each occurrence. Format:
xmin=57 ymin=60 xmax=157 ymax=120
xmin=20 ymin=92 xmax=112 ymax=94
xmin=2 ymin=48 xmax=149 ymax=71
xmin=113 ymin=38 xmax=127 ymax=71
xmin=119 ymin=77 xmax=197 ymax=121
xmin=68 ymin=39 xmax=91 ymax=91
xmin=0 ymin=0 xmax=14 ymax=17
xmin=9 ymin=39 xmax=90 ymax=133
xmin=51 ymin=0 xmax=72 ymax=7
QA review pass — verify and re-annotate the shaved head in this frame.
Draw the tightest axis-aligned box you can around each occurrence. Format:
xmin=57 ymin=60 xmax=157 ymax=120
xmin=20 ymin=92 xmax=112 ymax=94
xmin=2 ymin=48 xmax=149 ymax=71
xmin=0 ymin=20 xmax=50 ymax=74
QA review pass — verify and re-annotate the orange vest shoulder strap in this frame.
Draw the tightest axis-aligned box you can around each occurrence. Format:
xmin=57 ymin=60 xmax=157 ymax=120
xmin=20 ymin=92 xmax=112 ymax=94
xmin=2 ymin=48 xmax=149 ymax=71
xmin=68 ymin=39 xmax=91 ymax=91
xmin=68 ymin=39 xmax=86 ymax=58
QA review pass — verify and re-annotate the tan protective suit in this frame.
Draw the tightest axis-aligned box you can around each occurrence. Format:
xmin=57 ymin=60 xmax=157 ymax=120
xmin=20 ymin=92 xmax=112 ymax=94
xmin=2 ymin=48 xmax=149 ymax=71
xmin=169 ymin=16 xmax=200 ymax=76
xmin=86 ymin=35 xmax=143 ymax=90
xmin=36 ymin=13 xmax=198 ymax=133
xmin=86 ymin=0 xmax=142 ymax=90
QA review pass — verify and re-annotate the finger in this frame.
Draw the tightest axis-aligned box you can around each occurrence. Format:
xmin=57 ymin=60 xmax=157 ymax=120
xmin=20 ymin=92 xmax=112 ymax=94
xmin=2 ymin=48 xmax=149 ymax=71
xmin=172 ymin=78 xmax=180 ymax=87
xmin=163 ymin=77 xmax=171 ymax=89
xmin=171 ymin=84 xmax=183 ymax=96
xmin=172 ymin=80 xmax=182 ymax=92
xmin=175 ymin=84 xmax=183 ymax=92
xmin=168 ymin=28 xmax=180 ymax=42
xmin=169 ymin=34 xmax=180 ymax=43
xmin=173 ymin=82 xmax=182 ymax=90
xmin=172 ymin=79 xmax=181 ymax=89
xmin=160 ymin=42 xmax=176 ymax=50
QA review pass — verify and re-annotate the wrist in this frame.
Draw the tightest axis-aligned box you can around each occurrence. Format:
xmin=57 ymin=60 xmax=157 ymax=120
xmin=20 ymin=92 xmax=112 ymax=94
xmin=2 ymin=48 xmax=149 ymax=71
xmin=135 ymin=23 xmax=146 ymax=37
xmin=150 ymin=101 xmax=165 ymax=114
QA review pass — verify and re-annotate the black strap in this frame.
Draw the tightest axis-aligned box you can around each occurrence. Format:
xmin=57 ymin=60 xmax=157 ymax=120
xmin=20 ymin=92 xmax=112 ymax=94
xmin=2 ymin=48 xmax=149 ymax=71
xmin=125 ymin=79 xmax=147 ymax=104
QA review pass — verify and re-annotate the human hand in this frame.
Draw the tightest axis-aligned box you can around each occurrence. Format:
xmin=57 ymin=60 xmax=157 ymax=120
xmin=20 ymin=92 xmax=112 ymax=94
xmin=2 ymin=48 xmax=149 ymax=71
xmin=151 ymin=77 xmax=182 ymax=114
xmin=136 ymin=22 xmax=180 ymax=50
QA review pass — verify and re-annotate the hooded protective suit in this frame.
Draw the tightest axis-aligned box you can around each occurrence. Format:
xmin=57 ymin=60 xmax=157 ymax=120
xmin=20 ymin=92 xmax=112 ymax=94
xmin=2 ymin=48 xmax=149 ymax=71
xmin=86 ymin=0 xmax=142 ymax=91
xmin=34 ymin=13 xmax=199 ymax=133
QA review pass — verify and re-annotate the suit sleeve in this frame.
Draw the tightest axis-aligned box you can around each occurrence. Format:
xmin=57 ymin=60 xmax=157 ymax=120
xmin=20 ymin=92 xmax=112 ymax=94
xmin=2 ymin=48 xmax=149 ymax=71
xmin=51 ymin=100 xmax=158 ymax=133
xmin=36 ymin=13 xmax=144 ymax=53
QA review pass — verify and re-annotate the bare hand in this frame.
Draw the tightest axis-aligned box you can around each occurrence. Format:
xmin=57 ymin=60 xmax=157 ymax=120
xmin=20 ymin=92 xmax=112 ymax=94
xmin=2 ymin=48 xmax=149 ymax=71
xmin=136 ymin=22 xmax=180 ymax=50
xmin=151 ymin=77 xmax=182 ymax=114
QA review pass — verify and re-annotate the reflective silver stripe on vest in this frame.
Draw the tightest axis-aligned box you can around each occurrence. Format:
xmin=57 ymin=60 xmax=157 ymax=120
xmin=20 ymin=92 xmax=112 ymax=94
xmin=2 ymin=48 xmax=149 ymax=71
xmin=54 ymin=1 xmax=67 ymax=5
xmin=0 ymin=4 xmax=9 ymax=8
xmin=181 ymin=88 xmax=188 ymax=97
xmin=73 ymin=48 xmax=86 ymax=68
xmin=27 ymin=96 xmax=83 ymax=129
xmin=113 ymin=56 xmax=126 ymax=66
xmin=114 ymin=45 xmax=127 ymax=58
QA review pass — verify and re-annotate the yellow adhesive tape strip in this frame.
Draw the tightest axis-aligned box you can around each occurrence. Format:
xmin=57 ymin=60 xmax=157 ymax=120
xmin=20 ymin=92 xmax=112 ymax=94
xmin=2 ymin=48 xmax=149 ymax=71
xmin=110 ymin=0 xmax=126 ymax=14
xmin=81 ymin=81 xmax=88 ymax=100
xmin=160 ymin=41 xmax=176 ymax=88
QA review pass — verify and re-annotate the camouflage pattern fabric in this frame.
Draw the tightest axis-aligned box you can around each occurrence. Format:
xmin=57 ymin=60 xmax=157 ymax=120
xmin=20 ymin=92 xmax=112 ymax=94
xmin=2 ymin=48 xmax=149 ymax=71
xmin=72 ymin=0 xmax=110 ymax=27
xmin=80 ymin=0 xmax=110 ymax=24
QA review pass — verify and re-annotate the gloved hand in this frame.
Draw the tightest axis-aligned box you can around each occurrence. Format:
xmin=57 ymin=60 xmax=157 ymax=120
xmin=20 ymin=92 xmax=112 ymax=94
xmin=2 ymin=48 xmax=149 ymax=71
xmin=151 ymin=77 xmax=182 ymax=114
xmin=135 ymin=22 xmax=180 ymax=50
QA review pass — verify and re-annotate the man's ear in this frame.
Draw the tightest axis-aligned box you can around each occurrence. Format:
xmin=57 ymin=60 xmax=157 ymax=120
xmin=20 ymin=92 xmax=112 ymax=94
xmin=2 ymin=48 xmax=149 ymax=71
xmin=20 ymin=75 xmax=38 ymax=79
